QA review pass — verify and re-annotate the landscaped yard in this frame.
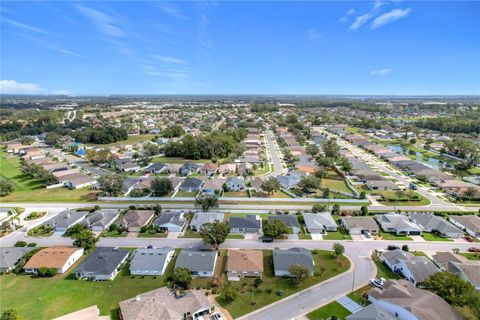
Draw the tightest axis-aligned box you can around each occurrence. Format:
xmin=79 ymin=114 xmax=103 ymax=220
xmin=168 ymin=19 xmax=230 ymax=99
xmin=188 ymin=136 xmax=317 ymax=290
xmin=307 ymin=301 xmax=351 ymax=320
xmin=379 ymin=231 xmax=413 ymax=241
xmin=459 ymin=252 xmax=480 ymax=260
xmin=223 ymin=191 xmax=249 ymax=197
xmin=422 ymin=232 xmax=453 ymax=242
xmin=217 ymin=250 xmax=350 ymax=318
xmin=375 ymin=190 xmax=430 ymax=206
xmin=372 ymin=252 xmax=401 ymax=280
xmin=27 ymin=225 xmax=53 ymax=237
xmin=250 ymin=190 xmax=293 ymax=198
xmin=321 ymin=171 xmax=352 ymax=194
xmin=322 ymin=228 xmax=352 ymax=240
xmin=174 ymin=191 xmax=198 ymax=197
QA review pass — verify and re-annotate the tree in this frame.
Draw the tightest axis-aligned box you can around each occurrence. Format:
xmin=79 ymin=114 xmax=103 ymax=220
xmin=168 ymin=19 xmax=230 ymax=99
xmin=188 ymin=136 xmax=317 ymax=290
xmin=288 ymin=264 xmax=311 ymax=285
xmin=261 ymin=177 xmax=281 ymax=195
xmin=72 ymin=230 xmax=97 ymax=250
xmin=172 ymin=267 xmax=192 ymax=289
xmin=1 ymin=309 xmax=23 ymax=320
xmin=339 ymin=156 xmax=352 ymax=173
xmin=195 ymin=194 xmax=219 ymax=212
xmin=402 ymin=245 xmax=409 ymax=252
xmin=98 ymin=174 xmax=124 ymax=196
xmin=151 ymin=177 xmax=173 ymax=197
xmin=298 ymin=176 xmax=321 ymax=193
xmin=200 ymin=222 xmax=230 ymax=250
xmin=64 ymin=224 xmax=87 ymax=237
xmin=312 ymin=203 xmax=328 ymax=213
xmin=360 ymin=206 xmax=369 ymax=216
xmin=14 ymin=241 xmax=27 ymax=247
xmin=359 ymin=191 xmax=366 ymax=199
xmin=306 ymin=144 xmax=319 ymax=156
xmin=222 ymin=285 xmax=238 ymax=303
xmin=331 ymin=204 xmax=340 ymax=215
xmin=333 ymin=243 xmax=345 ymax=257
xmin=322 ymin=138 xmax=341 ymax=160
xmin=263 ymin=219 xmax=290 ymax=239
xmin=463 ymin=187 xmax=479 ymax=200
xmin=423 ymin=272 xmax=478 ymax=307
xmin=0 ymin=178 xmax=15 ymax=196
xmin=44 ymin=132 xmax=62 ymax=147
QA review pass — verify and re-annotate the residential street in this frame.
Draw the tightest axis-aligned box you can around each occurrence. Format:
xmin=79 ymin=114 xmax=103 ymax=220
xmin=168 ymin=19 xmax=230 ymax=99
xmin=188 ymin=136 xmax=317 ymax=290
xmin=265 ymin=129 xmax=285 ymax=177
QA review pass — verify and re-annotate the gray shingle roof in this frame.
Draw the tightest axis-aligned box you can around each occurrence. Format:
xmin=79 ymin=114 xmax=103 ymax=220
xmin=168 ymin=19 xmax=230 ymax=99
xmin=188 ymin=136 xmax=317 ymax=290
xmin=410 ymin=214 xmax=463 ymax=235
xmin=303 ymin=212 xmax=337 ymax=230
xmin=74 ymin=247 xmax=129 ymax=276
xmin=273 ymin=247 xmax=314 ymax=273
xmin=81 ymin=210 xmax=120 ymax=229
xmin=0 ymin=247 xmax=34 ymax=270
xmin=229 ymin=215 xmax=261 ymax=229
xmin=180 ymin=177 xmax=203 ymax=189
xmin=267 ymin=215 xmax=299 ymax=229
xmin=130 ymin=247 xmax=174 ymax=274
xmin=153 ymin=212 xmax=185 ymax=228
xmin=190 ymin=212 xmax=224 ymax=230
xmin=174 ymin=250 xmax=216 ymax=273
xmin=43 ymin=210 xmax=88 ymax=229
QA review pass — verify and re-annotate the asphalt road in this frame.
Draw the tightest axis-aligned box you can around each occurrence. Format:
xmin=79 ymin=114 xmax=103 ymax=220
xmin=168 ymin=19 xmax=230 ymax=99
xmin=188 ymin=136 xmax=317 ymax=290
xmin=265 ymin=129 xmax=285 ymax=177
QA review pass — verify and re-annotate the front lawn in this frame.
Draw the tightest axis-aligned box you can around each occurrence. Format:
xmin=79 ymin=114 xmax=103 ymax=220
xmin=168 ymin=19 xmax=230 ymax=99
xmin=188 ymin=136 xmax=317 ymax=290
xmin=250 ymin=190 xmax=293 ymax=198
xmin=422 ymin=233 xmax=453 ymax=242
xmin=223 ymin=191 xmax=249 ymax=197
xmin=459 ymin=252 xmax=480 ymax=260
xmin=217 ymin=250 xmax=351 ymax=318
xmin=174 ymin=191 xmax=198 ymax=197
xmin=323 ymin=227 xmax=352 ymax=240
xmin=307 ymin=301 xmax=351 ymax=320
xmin=137 ymin=232 xmax=167 ymax=238
xmin=372 ymin=252 xmax=400 ymax=280
xmin=101 ymin=230 xmax=127 ymax=237
xmin=379 ymin=231 xmax=413 ymax=241
xmin=24 ymin=211 xmax=47 ymax=221
xmin=321 ymin=171 xmax=351 ymax=194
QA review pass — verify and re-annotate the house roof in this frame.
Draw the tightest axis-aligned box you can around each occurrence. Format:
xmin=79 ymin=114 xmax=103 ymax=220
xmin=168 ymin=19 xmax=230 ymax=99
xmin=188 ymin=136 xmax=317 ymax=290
xmin=153 ymin=212 xmax=185 ymax=228
xmin=432 ymin=252 xmax=468 ymax=270
xmin=190 ymin=212 xmax=224 ymax=229
xmin=449 ymin=215 xmax=480 ymax=233
xmin=0 ymin=247 xmax=34 ymax=269
xmin=43 ymin=210 xmax=89 ymax=229
xmin=227 ymin=249 xmax=264 ymax=273
xmin=202 ymin=178 xmax=225 ymax=190
xmin=180 ymin=177 xmax=203 ymax=188
xmin=368 ymin=280 xmax=463 ymax=320
xmin=400 ymin=257 xmax=440 ymax=284
xmin=381 ymin=249 xmax=415 ymax=266
xmin=346 ymin=303 xmax=396 ymax=320
xmin=117 ymin=210 xmax=155 ymax=228
xmin=341 ymin=217 xmax=379 ymax=231
xmin=147 ymin=162 xmax=166 ymax=170
xmin=267 ymin=215 xmax=300 ymax=229
xmin=409 ymin=214 xmax=463 ymax=235
xmin=375 ymin=213 xmax=422 ymax=232
xmin=81 ymin=210 xmax=120 ymax=229
xmin=303 ymin=212 xmax=337 ymax=230
xmin=130 ymin=247 xmax=174 ymax=273
xmin=273 ymin=247 xmax=314 ymax=273
xmin=24 ymin=246 xmax=82 ymax=269
xmin=74 ymin=247 xmax=129 ymax=275
xmin=119 ymin=287 xmax=212 ymax=320
xmin=229 ymin=215 xmax=261 ymax=229
xmin=174 ymin=250 xmax=216 ymax=273
xmin=226 ymin=176 xmax=245 ymax=185
xmin=202 ymin=163 xmax=218 ymax=171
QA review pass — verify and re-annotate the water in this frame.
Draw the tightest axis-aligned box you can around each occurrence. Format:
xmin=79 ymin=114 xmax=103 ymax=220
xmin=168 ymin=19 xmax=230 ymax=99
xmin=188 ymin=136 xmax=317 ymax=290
xmin=386 ymin=145 xmax=447 ymax=170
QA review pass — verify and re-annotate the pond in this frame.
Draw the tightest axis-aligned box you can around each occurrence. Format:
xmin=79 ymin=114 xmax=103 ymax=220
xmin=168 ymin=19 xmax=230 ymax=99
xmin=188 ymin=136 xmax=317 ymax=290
xmin=386 ymin=145 xmax=452 ymax=171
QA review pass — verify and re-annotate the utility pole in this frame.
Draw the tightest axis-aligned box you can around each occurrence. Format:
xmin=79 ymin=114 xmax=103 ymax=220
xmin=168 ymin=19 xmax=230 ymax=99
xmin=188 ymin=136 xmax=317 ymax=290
xmin=351 ymin=265 xmax=356 ymax=293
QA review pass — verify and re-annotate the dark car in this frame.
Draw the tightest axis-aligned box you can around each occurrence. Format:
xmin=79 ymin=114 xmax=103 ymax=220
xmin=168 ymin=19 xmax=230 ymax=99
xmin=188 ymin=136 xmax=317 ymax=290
xmin=464 ymin=236 xmax=474 ymax=243
xmin=262 ymin=236 xmax=274 ymax=243
xmin=468 ymin=247 xmax=480 ymax=252
xmin=387 ymin=245 xmax=400 ymax=251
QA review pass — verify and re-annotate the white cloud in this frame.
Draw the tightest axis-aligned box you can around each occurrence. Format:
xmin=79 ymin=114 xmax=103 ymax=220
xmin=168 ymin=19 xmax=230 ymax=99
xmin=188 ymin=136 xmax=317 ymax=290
xmin=2 ymin=17 xmax=55 ymax=35
xmin=307 ymin=28 xmax=321 ymax=40
xmin=155 ymin=55 xmax=187 ymax=64
xmin=349 ymin=13 xmax=373 ymax=31
xmin=373 ymin=0 xmax=387 ymax=10
xmin=370 ymin=68 xmax=391 ymax=76
xmin=75 ymin=4 xmax=124 ymax=37
xmin=371 ymin=8 xmax=411 ymax=29
xmin=339 ymin=8 xmax=356 ymax=23
xmin=17 ymin=33 xmax=82 ymax=57
xmin=157 ymin=3 xmax=187 ymax=20
xmin=0 ymin=80 xmax=42 ymax=94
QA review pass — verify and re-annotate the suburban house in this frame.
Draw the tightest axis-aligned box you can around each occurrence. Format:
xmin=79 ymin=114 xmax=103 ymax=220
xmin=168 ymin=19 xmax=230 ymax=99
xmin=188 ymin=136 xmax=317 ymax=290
xmin=303 ymin=212 xmax=338 ymax=234
xmin=250 ymin=177 xmax=265 ymax=192
xmin=365 ymin=179 xmax=398 ymax=190
xmin=129 ymin=247 xmax=175 ymax=276
xmin=449 ymin=215 xmax=480 ymax=238
xmin=273 ymin=247 xmax=315 ymax=277
xmin=0 ymin=247 xmax=34 ymax=273
xmin=237 ymin=162 xmax=253 ymax=176
xmin=119 ymin=161 xmax=140 ymax=172
xmin=432 ymin=252 xmax=480 ymax=290
xmin=152 ymin=211 xmax=186 ymax=232
xmin=340 ymin=217 xmax=379 ymax=235
xmin=119 ymin=287 xmax=214 ymax=320
xmin=179 ymin=177 xmax=203 ymax=192
xmin=346 ymin=303 xmax=396 ymax=320
xmin=24 ymin=246 xmax=84 ymax=274
xmin=225 ymin=176 xmax=245 ymax=191
xmin=267 ymin=215 xmax=300 ymax=234
xmin=218 ymin=163 xmax=237 ymax=176
xmin=381 ymin=249 xmax=440 ymax=286
xmin=179 ymin=162 xmax=201 ymax=176
xmin=42 ymin=210 xmax=89 ymax=232
xmin=74 ymin=247 xmax=129 ymax=281
xmin=144 ymin=162 xmax=166 ymax=174
xmin=375 ymin=213 xmax=422 ymax=235
xmin=117 ymin=210 xmax=155 ymax=232
xmin=366 ymin=280 xmax=463 ymax=320
xmin=201 ymin=178 xmax=225 ymax=195
xmin=190 ymin=212 xmax=225 ymax=232
xmin=201 ymin=162 xmax=218 ymax=176
xmin=174 ymin=250 xmax=217 ymax=277
xmin=229 ymin=215 xmax=262 ymax=234
xmin=409 ymin=214 xmax=464 ymax=238
xmin=165 ymin=163 xmax=182 ymax=174
xmin=62 ymin=173 xmax=98 ymax=190
xmin=226 ymin=249 xmax=264 ymax=281
xmin=276 ymin=173 xmax=302 ymax=189
xmin=81 ymin=209 xmax=120 ymax=232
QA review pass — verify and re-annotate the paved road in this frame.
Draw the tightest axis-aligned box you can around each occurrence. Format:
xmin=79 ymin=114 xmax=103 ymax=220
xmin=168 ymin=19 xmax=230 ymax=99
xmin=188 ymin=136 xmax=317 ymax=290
xmin=265 ymin=130 xmax=285 ymax=177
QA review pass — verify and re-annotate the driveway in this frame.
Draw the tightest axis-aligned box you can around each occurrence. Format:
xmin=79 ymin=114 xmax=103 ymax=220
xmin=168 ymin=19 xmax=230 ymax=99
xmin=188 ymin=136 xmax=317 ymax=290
xmin=311 ymin=233 xmax=323 ymax=240
xmin=336 ymin=295 xmax=362 ymax=313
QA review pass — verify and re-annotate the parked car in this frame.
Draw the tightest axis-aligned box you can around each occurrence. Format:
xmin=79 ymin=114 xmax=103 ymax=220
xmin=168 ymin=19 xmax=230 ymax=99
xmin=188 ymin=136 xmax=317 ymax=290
xmin=262 ymin=236 xmax=274 ymax=243
xmin=464 ymin=236 xmax=474 ymax=242
xmin=468 ymin=247 xmax=480 ymax=252
xmin=212 ymin=313 xmax=224 ymax=320
xmin=387 ymin=245 xmax=400 ymax=251
xmin=364 ymin=232 xmax=372 ymax=239
xmin=369 ymin=278 xmax=386 ymax=288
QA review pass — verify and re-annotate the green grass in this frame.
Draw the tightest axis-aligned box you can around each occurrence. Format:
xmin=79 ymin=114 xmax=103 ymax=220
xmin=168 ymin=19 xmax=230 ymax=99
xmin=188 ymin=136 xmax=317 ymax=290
xmin=24 ymin=211 xmax=47 ymax=221
xmin=250 ymin=190 xmax=293 ymax=198
xmin=137 ymin=232 xmax=167 ymax=238
xmin=375 ymin=190 xmax=431 ymax=206
xmin=379 ymin=231 xmax=413 ymax=241
xmin=86 ymin=134 xmax=155 ymax=147
xmin=101 ymin=231 xmax=127 ymax=237
xmin=307 ymin=301 xmax=351 ymax=320
xmin=0 ymin=259 xmax=170 ymax=320
xmin=217 ymin=250 xmax=351 ymax=318
xmin=411 ymin=251 xmax=428 ymax=257
xmin=422 ymin=233 xmax=454 ymax=242
xmin=181 ymin=230 xmax=202 ymax=238
xmin=321 ymin=172 xmax=351 ymax=194
xmin=174 ymin=191 xmax=198 ymax=197
xmin=27 ymin=225 xmax=53 ymax=237
xmin=372 ymin=252 xmax=401 ymax=280
xmin=254 ymin=163 xmax=271 ymax=176
xmin=459 ymin=252 xmax=480 ymax=260
xmin=223 ymin=191 xmax=249 ymax=197
xmin=323 ymin=227 xmax=352 ymax=240
xmin=227 ymin=234 xmax=245 ymax=239
xmin=347 ymin=285 xmax=371 ymax=307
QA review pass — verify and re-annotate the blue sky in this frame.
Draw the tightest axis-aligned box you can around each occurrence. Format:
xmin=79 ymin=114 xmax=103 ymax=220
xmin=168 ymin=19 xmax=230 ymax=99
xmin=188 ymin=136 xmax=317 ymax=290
xmin=1 ymin=1 xmax=479 ymax=95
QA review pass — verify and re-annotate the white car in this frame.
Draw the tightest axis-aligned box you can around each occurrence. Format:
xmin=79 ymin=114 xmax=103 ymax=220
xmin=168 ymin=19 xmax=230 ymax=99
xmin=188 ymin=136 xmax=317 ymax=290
xmin=212 ymin=313 xmax=224 ymax=320
xmin=364 ymin=232 xmax=372 ymax=239
xmin=370 ymin=278 xmax=385 ymax=288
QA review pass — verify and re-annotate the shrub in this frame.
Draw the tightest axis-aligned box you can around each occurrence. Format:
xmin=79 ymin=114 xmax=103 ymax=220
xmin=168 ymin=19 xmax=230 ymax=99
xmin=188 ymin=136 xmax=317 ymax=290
xmin=276 ymin=290 xmax=285 ymax=296
xmin=14 ymin=241 xmax=27 ymax=247
xmin=27 ymin=243 xmax=36 ymax=247
xmin=253 ymin=278 xmax=263 ymax=288
xmin=37 ymin=267 xmax=49 ymax=277
xmin=402 ymin=245 xmax=409 ymax=252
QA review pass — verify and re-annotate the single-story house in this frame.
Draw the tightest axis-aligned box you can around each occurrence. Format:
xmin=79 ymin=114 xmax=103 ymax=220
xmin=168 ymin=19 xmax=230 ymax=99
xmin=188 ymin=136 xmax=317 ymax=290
xmin=276 ymin=173 xmax=302 ymax=189
xmin=229 ymin=215 xmax=262 ymax=234
xmin=190 ymin=212 xmax=225 ymax=232
xmin=129 ymin=247 xmax=175 ymax=276
xmin=119 ymin=287 xmax=214 ymax=320
xmin=120 ymin=162 xmax=140 ymax=172
xmin=179 ymin=177 xmax=203 ymax=192
xmin=43 ymin=210 xmax=89 ymax=232
xmin=165 ymin=163 xmax=182 ymax=174
xmin=267 ymin=215 xmax=300 ymax=234
xmin=0 ymin=247 xmax=35 ymax=273
xmin=449 ymin=215 xmax=480 ymax=238
xmin=179 ymin=162 xmax=201 ymax=176
xmin=409 ymin=214 xmax=464 ymax=238
xmin=225 ymin=177 xmax=245 ymax=191
xmin=117 ymin=210 xmax=155 ymax=232
xmin=340 ymin=217 xmax=379 ymax=235
xmin=365 ymin=179 xmax=398 ymax=190
xmin=303 ymin=212 xmax=337 ymax=234
xmin=74 ymin=247 xmax=129 ymax=281
xmin=152 ymin=211 xmax=186 ymax=232
xmin=227 ymin=249 xmax=264 ymax=281
xmin=218 ymin=163 xmax=237 ymax=176
xmin=174 ymin=250 xmax=217 ymax=277
xmin=201 ymin=163 xmax=218 ymax=176
xmin=273 ymin=247 xmax=315 ymax=277
xmin=24 ymin=246 xmax=84 ymax=274
xmin=144 ymin=162 xmax=166 ymax=174
xmin=62 ymin=173 xmax=98 ymax=190
xmin=432 ymin=252 xmax=480 ymax=290
xmin=201 ymin=178 xmax=225 ymax=195
xmin=375 ymin=213 xmax=422 ymax=235
xmin=81 ymin=209 xmax=120 ymax=232
xmin=237 ymin=162 xmax=253 ymax=176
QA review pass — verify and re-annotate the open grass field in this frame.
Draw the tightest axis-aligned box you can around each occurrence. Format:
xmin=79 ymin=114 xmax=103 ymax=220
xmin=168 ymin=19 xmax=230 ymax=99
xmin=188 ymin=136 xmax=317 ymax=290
xmin=250 ymin=190 xmax=293 ymax=198
xmin=216 ymin=250 xmax=351 ymax=318
xmin=307 ymin=301 xmax=351 ymax=320
xmin=173 ymin=190 xmax=197 ymax=197
xmin=375 ymin=190 xmax=431 ymax=206
xmin=86 ymin=134 xmax=155 ymax=147
xmin=321 ymin=171 xmax=351 ymax=194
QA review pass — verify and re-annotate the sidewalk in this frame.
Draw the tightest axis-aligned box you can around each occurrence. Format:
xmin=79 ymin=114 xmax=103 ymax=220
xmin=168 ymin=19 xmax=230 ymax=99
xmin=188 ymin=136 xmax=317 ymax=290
xmin=336 ymin=295 xmax=362 ymax=313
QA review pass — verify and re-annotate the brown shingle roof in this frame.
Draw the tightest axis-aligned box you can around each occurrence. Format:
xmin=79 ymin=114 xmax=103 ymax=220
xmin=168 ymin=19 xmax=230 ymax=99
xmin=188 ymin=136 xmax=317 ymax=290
xmin=23 ymin=246 xmax=82 ymax=269
xmin=226 ymin=249 xmax=263 ymax=273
